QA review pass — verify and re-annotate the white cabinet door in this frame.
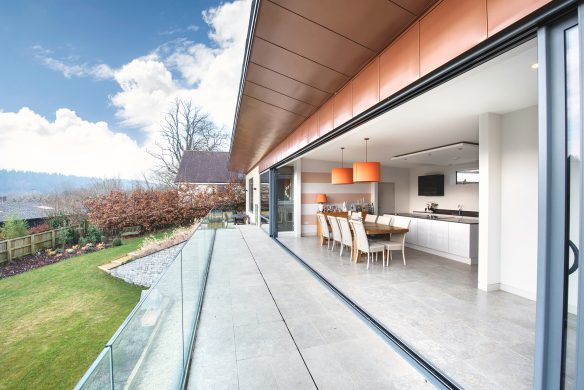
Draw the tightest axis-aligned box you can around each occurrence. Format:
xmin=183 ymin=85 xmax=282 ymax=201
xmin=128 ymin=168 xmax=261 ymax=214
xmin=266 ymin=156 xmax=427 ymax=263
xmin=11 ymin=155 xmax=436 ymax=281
xmin=448 ymin=223 xmax=470 ymax=257
xmin=417 ymin=219 xmax=431 ymax=247
xmin=405 ymin=218 xmax=417 ymax=244
xmin=429 ymin=220 xmax=449 ymax=253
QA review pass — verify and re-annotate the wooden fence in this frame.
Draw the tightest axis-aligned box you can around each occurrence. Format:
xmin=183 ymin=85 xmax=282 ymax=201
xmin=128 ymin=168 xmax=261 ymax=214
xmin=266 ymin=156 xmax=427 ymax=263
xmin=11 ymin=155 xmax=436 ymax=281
xmin=0 ymin=225 xmax=85 ymax=263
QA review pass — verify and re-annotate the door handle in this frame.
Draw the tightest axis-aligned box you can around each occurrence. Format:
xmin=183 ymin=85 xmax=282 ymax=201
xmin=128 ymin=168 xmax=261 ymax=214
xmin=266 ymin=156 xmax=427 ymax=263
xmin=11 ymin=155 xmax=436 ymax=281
xmin=568 ymin=240 xmax=579 ymax=275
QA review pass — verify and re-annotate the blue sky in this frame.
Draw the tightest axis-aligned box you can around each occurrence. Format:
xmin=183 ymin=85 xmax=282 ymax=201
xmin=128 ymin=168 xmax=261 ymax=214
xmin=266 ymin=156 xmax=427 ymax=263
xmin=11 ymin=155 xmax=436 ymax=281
xmin=0 ymin=0 xmax=250 ymax=178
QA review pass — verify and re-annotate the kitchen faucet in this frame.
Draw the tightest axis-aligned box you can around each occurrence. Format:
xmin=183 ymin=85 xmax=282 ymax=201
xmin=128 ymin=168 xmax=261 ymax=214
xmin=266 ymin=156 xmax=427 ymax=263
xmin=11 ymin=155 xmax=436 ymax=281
xmin=457 ymin=204 xmax=463 ymax=216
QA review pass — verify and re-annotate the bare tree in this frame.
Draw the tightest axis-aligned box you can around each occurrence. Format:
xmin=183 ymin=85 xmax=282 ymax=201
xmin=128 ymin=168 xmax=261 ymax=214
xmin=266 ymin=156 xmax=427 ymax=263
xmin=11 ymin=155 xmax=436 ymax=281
xmin=148 ymin=99 xmax=228 ymax=185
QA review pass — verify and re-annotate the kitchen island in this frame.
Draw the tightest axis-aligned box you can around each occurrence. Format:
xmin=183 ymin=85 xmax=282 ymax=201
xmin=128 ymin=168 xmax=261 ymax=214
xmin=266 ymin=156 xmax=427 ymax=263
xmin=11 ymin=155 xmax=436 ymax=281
xmin=397 ymin=212 xmax=478 ymax=264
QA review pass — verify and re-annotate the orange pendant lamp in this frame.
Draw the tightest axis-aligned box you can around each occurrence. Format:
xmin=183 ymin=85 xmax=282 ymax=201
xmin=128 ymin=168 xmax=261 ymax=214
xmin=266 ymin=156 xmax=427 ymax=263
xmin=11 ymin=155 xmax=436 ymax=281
xmin=331 ymin=147 xmax=353 ymax=184
xmin=353 ymin=138 xmax=380 ymax=183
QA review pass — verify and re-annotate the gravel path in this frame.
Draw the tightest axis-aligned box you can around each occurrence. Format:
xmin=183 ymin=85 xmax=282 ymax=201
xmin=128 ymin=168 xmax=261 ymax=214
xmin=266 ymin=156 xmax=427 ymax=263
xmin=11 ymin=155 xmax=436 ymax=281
xmin=109 ymin=243 xmax=184 ymax=288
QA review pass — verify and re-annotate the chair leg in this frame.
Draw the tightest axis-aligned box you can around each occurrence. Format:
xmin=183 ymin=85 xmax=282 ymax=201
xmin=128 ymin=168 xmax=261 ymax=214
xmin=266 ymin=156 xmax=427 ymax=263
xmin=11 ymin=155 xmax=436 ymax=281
xmin=350 ymin=246 xmax=353 ymax=262
xmin=367 ymin=253 xmax=370 ymax=270
xmin=340 ymin=244 xmax=343 ymax=256
xmin=382 ymin=250 xmax=386 ymax=267
xmin=402 ymin=248 xmax=406 ymax=266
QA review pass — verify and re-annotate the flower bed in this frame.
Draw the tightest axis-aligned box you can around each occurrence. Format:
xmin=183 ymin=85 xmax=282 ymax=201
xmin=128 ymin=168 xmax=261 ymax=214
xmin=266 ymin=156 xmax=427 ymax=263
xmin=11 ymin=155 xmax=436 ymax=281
xmin=0 ymin=242 xmax=109 ymax=278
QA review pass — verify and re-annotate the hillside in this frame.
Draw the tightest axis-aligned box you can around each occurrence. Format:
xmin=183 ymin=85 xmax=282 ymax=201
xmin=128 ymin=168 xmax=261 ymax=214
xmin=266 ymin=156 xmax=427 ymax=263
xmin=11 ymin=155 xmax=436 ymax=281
xmin=0 ymin=170 xmax=142 ymax=196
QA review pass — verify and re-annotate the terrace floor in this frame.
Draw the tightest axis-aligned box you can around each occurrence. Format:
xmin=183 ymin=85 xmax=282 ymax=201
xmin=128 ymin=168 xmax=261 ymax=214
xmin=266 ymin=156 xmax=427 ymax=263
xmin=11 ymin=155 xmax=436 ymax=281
xmin=278 ymin=235 xmax=537 ymax=390
xmin=188 ymin=226 xmax=433 ymax=390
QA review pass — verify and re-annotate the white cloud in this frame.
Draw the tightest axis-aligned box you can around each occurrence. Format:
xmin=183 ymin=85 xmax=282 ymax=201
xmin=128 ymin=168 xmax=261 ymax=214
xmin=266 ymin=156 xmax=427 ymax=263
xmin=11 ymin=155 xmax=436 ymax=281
xmin=33 ymin=45 xmax=114 ymax=80
xmin=3 ymin=0 xmax=251 ymax=179
xmin=0 ymin=107 xmax=153 ymax=179
xmin=110 ymin=0 xmax=251 ymax=140
xmin=159 ymin=24 xmax=199 ymax=36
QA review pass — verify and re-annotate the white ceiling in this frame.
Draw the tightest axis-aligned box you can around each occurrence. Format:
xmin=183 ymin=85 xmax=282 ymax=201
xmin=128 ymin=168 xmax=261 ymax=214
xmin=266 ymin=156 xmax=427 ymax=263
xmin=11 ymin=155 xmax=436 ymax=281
xmin=302 ymin=39 xmax=538 ymax=168
xmin=391 ymin=142 xmax=479 ymax=166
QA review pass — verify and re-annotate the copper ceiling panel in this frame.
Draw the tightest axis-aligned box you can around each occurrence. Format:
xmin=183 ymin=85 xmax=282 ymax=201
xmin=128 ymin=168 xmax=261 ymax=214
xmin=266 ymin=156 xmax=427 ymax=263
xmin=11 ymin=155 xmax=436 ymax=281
xmin=419 ymin=0 xmax=488 ymax=76
xmin=487 ymin=0 xmax=552 ymax=36
xmin=243 ymin=81 xmax=315 ymax=117
xmin=268 ymin=0 xmax=428 ymax=52
xmin=255 ymin=1 xmax=375 ymax=75
xmin=352 ymin=58 xmax=380 ymax=116
xmin=250 ymin=38 xmax=349 ymax=93
xmin=391 ymin=0 xmax=439 ymax=15
xmin=246 ymin=63 xmax=330 ymax=107
xmin=230 ymin=95 xmax=305 ymax=171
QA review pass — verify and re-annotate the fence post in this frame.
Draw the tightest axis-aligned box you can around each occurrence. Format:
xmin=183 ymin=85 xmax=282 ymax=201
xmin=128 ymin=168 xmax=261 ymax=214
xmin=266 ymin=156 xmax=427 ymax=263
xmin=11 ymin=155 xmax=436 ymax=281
xmin=7 ymin=239 xmax=12 ymax=262
xmin=52 ymin=230 xmax=56 ymax=248
xmin=31 ymin=234 xmax=36 ymax=254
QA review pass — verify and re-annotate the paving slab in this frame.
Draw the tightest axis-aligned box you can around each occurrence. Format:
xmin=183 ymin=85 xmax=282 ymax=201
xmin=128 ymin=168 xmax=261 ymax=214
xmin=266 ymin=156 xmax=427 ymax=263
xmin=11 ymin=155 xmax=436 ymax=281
xmin=188 ymin=227 xmax=433 ymax=390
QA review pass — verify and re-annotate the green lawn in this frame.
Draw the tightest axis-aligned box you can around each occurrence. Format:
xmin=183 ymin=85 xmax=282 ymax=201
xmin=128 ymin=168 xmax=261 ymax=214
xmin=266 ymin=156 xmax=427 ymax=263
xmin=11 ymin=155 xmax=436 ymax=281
xmin=0 ymin=236 xmax=153 ymax=390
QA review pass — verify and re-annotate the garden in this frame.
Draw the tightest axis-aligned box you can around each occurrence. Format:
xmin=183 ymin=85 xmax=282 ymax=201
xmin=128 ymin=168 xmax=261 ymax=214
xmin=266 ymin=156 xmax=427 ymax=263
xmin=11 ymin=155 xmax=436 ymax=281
xmin=0 ymin=184 xmax=244 ymax=278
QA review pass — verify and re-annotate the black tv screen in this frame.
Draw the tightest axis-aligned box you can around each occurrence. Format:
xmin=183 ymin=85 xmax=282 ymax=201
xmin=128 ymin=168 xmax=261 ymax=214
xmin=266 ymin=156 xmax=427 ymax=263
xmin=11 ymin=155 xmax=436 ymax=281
xmin=418 ymin=174 xmax=444 ymax=196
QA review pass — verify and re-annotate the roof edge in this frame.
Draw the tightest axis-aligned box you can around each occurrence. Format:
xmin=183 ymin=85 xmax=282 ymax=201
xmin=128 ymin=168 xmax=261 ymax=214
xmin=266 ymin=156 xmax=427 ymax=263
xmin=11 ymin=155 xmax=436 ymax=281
xmin=228 ymin=0 xmax=261 ymax=170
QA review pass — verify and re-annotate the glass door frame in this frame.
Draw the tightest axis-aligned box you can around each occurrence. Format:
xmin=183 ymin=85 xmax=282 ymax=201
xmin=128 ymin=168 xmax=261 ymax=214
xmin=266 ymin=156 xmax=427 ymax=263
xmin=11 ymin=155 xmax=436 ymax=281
xmin=535 ymin=7 xmax=584 ymax=389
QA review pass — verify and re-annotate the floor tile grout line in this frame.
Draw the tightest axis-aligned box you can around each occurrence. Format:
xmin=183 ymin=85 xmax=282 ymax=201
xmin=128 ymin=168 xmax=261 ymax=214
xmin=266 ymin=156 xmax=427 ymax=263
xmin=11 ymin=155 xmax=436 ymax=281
xmin=236 ymin=227 xmax=319 ymax=390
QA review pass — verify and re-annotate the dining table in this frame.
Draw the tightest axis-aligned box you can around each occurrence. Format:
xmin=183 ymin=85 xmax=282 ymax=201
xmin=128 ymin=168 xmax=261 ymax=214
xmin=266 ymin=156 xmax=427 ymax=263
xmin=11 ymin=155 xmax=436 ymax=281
xmin=352 ymin=222 xmax=409 ymax=263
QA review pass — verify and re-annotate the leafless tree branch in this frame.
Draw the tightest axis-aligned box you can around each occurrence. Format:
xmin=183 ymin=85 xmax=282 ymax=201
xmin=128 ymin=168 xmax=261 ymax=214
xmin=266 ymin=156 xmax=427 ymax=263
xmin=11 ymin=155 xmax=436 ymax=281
xmin=147 ymin=99 xmax=228 ymax=186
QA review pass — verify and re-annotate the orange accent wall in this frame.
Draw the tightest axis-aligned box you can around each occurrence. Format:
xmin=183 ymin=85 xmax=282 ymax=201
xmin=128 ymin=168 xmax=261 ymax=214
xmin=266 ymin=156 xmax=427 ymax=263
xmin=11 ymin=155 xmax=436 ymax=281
xmin=257 ymin=0 xmax=551 ymax=173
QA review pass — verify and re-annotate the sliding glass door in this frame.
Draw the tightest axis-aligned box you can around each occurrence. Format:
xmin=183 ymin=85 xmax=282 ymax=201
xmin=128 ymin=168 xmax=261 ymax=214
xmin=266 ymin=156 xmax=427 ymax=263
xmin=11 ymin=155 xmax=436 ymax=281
xmin=536 ymin=11 xmax=583 ymax=389
xmin=276 ymin=166 xmax=294 ymax=232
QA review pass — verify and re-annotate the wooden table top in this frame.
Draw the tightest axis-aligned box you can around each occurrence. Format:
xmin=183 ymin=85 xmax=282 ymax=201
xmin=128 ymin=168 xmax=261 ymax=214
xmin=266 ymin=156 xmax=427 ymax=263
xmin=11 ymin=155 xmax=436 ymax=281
xmin=362 ymin=222 xmax=408 ymax=235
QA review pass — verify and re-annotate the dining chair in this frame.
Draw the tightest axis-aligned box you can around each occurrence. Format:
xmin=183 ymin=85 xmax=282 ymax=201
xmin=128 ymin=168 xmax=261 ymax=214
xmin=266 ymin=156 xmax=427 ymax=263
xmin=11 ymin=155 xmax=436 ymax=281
xmin=336 ymin=217 xmax=353 ymax=261
xmin=327 ymin=215 xmax=343 ymax=251
xmin=377 ymin=215 xmax=391 ymax=225
xmin=317 ymin=213 xmax=332 ymax=248
xmin=380 ymin=217 xmax=411 ymax=266
xmin=364 ymin=214 xmax=378 ymax=223
xmin=350 ymin=220 xmax=385 ymax=270
xmin=350 ymin=211 xmax=362 ymax=220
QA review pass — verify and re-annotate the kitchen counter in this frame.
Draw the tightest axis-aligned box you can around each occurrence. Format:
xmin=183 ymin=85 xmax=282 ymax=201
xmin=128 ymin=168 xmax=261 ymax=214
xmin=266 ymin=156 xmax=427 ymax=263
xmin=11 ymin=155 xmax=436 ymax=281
xmin=397 ymin=212 xmax=479 ymax=225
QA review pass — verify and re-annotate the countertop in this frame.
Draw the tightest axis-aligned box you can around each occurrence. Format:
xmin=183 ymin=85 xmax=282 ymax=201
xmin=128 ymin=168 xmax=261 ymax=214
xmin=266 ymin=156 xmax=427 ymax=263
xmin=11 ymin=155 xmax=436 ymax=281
xmin=397 ymin=212 xmax=479 ymax=225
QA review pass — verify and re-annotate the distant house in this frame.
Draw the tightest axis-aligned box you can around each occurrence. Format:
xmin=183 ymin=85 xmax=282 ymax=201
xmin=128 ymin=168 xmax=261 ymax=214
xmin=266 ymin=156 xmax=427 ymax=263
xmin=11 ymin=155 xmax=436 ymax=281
xmin=175 ymin=151 xmax=243 ymax=194
xmin=0 ymin=200 xmax=56 ymax=227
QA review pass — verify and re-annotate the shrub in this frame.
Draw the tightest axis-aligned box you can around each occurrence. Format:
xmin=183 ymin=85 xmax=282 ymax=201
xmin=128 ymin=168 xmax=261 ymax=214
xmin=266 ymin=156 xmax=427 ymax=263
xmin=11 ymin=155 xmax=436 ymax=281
xmin=1 ymin=216 xmax=29 ymax=239
xmin=112 ymin=238 xmax=122 ymax=247
xmin=78 ymin=237 xmax=88 ymax=246
xmin=85 ymin=225 xmax=103 ymax=244
xmin=59 ymin=226 xmax=79 ymax=246
xmin=28 ymin=223 xmax=50 ymax=235
xmin=84 ymin=184 xmax=245 ymax=234
xmin=48 ymin=212 xmax=68 ymax=229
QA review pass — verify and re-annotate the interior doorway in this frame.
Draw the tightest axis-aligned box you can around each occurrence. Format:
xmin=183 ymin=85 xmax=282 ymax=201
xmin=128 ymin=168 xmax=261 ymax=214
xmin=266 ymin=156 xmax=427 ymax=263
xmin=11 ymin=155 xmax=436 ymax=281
xmin=378 ymin=182 xmax=395 ymax=214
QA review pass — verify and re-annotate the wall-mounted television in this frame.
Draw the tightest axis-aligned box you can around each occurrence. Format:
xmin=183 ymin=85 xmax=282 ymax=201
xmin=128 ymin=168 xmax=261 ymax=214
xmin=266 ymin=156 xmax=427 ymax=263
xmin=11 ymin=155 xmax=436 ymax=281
xmin=418 ymin=174 xmax=444 ymax=196
xmin=456 ymin=169 xmax=479 ymax=184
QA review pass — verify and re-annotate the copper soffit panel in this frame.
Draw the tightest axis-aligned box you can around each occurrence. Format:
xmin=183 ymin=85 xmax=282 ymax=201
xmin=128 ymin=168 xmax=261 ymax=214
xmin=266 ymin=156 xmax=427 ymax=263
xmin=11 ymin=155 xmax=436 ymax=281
xmin=230 ymin=0 xmax=439 ymax=172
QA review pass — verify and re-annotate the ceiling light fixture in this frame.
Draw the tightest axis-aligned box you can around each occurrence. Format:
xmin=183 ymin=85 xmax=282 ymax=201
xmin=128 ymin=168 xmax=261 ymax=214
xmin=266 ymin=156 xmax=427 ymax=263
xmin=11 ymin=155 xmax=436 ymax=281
xmin=331 ymin=147 xmax=353 ymax=184
xmin=353 ymin=138 xmax=380 ymax=183
xmin=531 ymin=63 xmax=539 ymax=69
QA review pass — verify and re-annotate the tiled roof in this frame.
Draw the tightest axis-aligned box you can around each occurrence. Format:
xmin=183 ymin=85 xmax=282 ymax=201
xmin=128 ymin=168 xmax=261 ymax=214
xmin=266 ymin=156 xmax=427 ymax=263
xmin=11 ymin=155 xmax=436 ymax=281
xmin=0 ymin=202 xmax=54 ymax=222
xmin=175 ymin=151 xmax=244 ymax=184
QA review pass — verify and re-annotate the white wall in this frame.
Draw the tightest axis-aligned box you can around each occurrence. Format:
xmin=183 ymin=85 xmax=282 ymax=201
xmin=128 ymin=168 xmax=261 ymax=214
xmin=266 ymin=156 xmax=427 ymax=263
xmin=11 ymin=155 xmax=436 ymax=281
xmin=380 ymin=166 xmax=410 ymax=213
xmin=408 ymin=163 xmax=479 ymax=212
xmin=499 ymin=106 xmax=538 ymax=299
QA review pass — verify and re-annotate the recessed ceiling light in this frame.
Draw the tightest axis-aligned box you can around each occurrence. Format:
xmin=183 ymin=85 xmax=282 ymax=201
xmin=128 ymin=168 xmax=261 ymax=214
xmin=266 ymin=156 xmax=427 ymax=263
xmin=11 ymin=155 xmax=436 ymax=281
xmin=531 ymin=63 xmax=539 ymax=69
